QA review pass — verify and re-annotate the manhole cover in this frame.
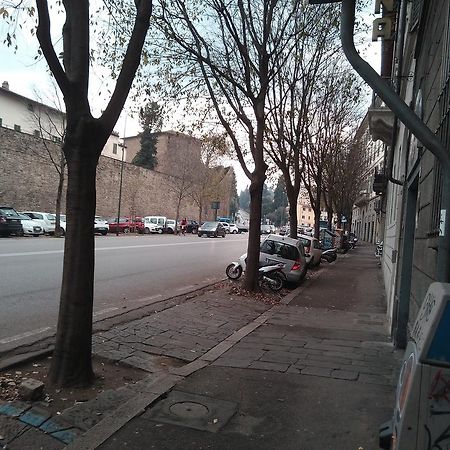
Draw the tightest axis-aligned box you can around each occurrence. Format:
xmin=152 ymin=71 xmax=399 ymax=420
xmin=144 ymin=390 xmax=238 ymax=432
xmin=170 ymin=401 xmax=209 ymax=419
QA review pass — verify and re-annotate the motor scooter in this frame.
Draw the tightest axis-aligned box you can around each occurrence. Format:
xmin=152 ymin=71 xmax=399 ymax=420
xmin=321 ymin=248 xmax=337 ymax=263
xmin=226 ymin=254 xmax=286 ymax=292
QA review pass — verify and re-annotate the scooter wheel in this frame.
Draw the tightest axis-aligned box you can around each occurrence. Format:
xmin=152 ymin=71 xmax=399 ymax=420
xmin=226 ymin=264 xmax=243 ymax=280
xmin=267 ymin=273 xmax=284 ymax=292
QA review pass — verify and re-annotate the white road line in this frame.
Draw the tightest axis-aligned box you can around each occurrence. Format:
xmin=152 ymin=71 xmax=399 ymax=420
xmin=0 ymin=238 xmax=247 ymax=258
xmin=136 ymin=294 xmax=163 ymax=302
xmin=93 ymin=307 xmax=119 ymax=317
xmin=176 ymin=285 xmax=195 ymax=291
xmin=0 ymin=327 xmax=52 ymax=344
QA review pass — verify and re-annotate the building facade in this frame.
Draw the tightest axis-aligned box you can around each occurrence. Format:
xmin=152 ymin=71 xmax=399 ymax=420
xmin=0 ymin=82 xmax=123 ymax=160
xmin=366 ymin=0 xmax=450 ymax=346
xmin=351 ymin=114 xmax=385 ymax=245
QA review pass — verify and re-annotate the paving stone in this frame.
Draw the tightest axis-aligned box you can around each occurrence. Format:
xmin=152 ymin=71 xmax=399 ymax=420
xmin=358 ymin=373 xmax=395 ymax=386
xmin=221 ymin=348 xmax=265 ymax=360
xmin=300 ymin=359 xmax=340 ymax=370
xmin=339 ymin=363 xmax=393 ymax=376
xmin=331 ymin=370 xmax=359 ymax=381
xmin=288 ymin=347 xmax=323 ymax=356
xmin=50 ymin=427 xmax=84 ymax=444
xmin=126 ymin=342 xmax=163 ymax=355
xmin=212 ymin=358 xmax=251 ymax=368
xmin=307 ymin=354 xmax=353 ymax=365
xmin=7 ymin=427 xmax=64 ymax=450
xmin=61 ymin=389 xmax=132 ymax=431
xmin=0 ymin=401 xmax=31 ymax=417
xmin=258 ymin=351 xmax=299 ymax=364
xmin=39 ymin=416 xmax=74 ymax=433
xmin=300 ymin=366 xmax=332 ymax=378
xmin=248 ymin=361 xmax=290 ymax=372
xmin=161 ymin=348 xmax=198 ymax=362
xmin=0 ymin=414 xmax=28 ymax=444
xmin=121 ymin=355 xmax=163 ymax=372
xmin=19 ymin=407 xmax=52 ymax=427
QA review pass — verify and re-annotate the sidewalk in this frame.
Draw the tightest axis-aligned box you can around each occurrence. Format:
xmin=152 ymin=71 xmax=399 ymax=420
xmin=0 ymin=244 xmax=401 ymax=449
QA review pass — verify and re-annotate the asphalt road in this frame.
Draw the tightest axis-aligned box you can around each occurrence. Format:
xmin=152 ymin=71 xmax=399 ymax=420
xmin=0 ymin=233 xmax=248 ymax=348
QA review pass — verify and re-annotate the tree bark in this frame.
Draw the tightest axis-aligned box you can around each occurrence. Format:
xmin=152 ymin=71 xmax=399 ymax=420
xmin=243 ymin=174 xmax=264 ymax=291
xmin=49 ymin=141 xmax=98 ymax=386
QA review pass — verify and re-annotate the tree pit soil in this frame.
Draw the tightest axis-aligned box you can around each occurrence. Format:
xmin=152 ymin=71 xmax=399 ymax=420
xmin=0 ymin=355 xmax=147 ymax=416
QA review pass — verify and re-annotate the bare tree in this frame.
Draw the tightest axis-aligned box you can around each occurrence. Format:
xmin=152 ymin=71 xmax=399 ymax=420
xmin=3 ymin=1 xmax=153 ymax=386
xmin=31 ymin=84 xmax=67 ymax=237
xmin=189 ymin=132 xmax=230 ymax=223
xmin=265 ymin=4 xmax=341 ymax=239
xmin=153 ymin=0 xmax=308 ymax=290
xmin=161 ymin=146 xmax=203 ymax=231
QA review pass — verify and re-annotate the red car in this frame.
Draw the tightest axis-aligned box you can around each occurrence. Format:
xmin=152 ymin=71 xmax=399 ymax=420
xmin=108 ymin=217 xmax=144 ymax=233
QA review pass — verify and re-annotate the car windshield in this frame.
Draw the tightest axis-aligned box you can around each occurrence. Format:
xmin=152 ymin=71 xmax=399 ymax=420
xmin=59 ymin=215 xmax=66 ymax=221
xmin=0 ymin=208 xmax=20 ymax=218
xmin=18 ymin=213 xmax=31 ymax=220
xmin=201 ymin=222 xmax=217 ymax=230
xmin=261 ymin=240 xmax=299 ymax=261
xmin=298 ymin=238 xmax=310 ymax=247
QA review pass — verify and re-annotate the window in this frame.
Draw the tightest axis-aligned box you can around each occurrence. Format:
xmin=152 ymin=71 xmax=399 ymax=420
xmin=113 ymin=143 xmax=118 ymax=154
xmin=27 ymin=103 xmax=34 ymax=112
xmin=51 ymin=135 xmax=61 ymax=143
xmin=14 ymin=124 xmax=21 ymax=132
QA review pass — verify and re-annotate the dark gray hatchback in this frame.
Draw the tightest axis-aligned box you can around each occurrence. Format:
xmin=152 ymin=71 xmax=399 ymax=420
xmin=0 ymin=206 xmax=23 ymax=237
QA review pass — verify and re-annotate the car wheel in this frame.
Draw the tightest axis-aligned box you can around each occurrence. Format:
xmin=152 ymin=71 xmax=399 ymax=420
xmin=144 ymin=227 xmax=150 ymax=234
xmin=158 ymin=229 xmax=163 ymax=234
xmin=123 ymin=227 xmax=130 ymax=234
xmin=198 ymin=233 xmax=202 ymax=237
xmin=101 ymin=231 xmax=107 ymax=236
xmin=232 ymin=230 xmax=238 ymax=234
xmin=33 ymin=234 xmax=40 ymax=237
xmin=222 ymin=233 xmax=226 ymax=238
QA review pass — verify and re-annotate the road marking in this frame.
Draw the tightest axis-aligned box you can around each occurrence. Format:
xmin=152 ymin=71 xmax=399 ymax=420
xmin=0 ymin=238 xmax=247 ymax=258
xmin=93 ymin=307 xmax=119 ymax=317
xmin=0 ymin=327 xmax=52 ymax=344
xmin=136 ymin=294 xmax=163 ymax=302
xmin=176 ymin=285 xmax=195 ymax=291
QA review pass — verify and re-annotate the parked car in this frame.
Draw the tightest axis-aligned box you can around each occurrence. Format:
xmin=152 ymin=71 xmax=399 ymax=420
xmin=259 ymin=234 xmax=307 ymax=285
xmin=298 ymin=234 xmax=323 ymax=267
xmin=108 ymin=217 xmax=140 ymax=233
xmin=94 ymin=216 xmax=109 ymax=235
xmin=261 ymin=224 xmax=273 ymax=234
xmin=18 ymin=213 xmax=44 ymax=236
xmin=0 ymin=206 xmax=23 ymax=237
xmin=229 ymin=223 xmax=239 ymax=234
xmin=21 ymin=211 xmax=56 ymax=234
xmin=197 ymin=221 xmax=226 ymax=238
xmin=56 ymin=214 xmax=66 ymax=235
xmin=143 ymin=216 xmax=164 ymax=234
xmin=164 ymin=219 xmax=176 ymax=233
xmin=184 ymin=219 xmax=199 ymax=234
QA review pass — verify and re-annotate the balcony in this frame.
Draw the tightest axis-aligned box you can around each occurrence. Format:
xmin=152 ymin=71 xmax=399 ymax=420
xmin=368 ymin=106 xmax=394 ymax=145
xmin=373 ymin=171 xmax=388 ymax=195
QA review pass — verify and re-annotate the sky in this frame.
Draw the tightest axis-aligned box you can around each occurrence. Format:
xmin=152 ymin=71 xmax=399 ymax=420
xmin=0 ymin=3 xmax=381 ymax=193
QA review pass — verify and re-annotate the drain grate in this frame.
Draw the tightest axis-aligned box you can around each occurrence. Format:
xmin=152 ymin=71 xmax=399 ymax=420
xmin=144 ymin=390 xmax=237 ymax=432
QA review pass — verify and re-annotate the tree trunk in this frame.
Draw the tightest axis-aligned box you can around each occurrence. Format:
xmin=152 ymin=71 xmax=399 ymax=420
xmin=49 ymin=146 xmax=98 ymax=387
xmin=243 ymin=174 xmax=264 ymax=291
xmin=286 ymin=182 xmax=298 ymax=239
xmin=327 ymin=207 xmax=333 ymax=230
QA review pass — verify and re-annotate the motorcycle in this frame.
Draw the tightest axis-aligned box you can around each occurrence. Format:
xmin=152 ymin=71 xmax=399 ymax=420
xmin=321 ymin=248 xmax=337 ymax=263
xmin=226 ymin=254 xmax=286 ymax=292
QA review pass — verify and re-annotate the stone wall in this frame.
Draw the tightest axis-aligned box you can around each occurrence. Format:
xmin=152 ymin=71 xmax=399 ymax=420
xmin=0 ymin=126 xmax=205 ymax=220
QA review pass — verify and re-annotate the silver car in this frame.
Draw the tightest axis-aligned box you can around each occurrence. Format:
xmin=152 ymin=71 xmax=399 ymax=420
xmin=298 ymin=234 xmax=323 ymax=267
xmin=259 ymin=234 xmax=307 ymax=285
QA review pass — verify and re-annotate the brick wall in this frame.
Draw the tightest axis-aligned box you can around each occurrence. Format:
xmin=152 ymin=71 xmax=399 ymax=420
xmin=0 ymin=127 xmax=206 ymax=220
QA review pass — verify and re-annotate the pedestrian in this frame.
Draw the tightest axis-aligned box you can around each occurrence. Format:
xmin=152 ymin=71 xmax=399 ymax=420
xmin=180 ymin=217 xmax=187 ymax=236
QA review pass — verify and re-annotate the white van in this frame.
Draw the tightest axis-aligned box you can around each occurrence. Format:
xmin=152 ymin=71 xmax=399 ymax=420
xmin=143 ymin=216 xmax=166 ymax=234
